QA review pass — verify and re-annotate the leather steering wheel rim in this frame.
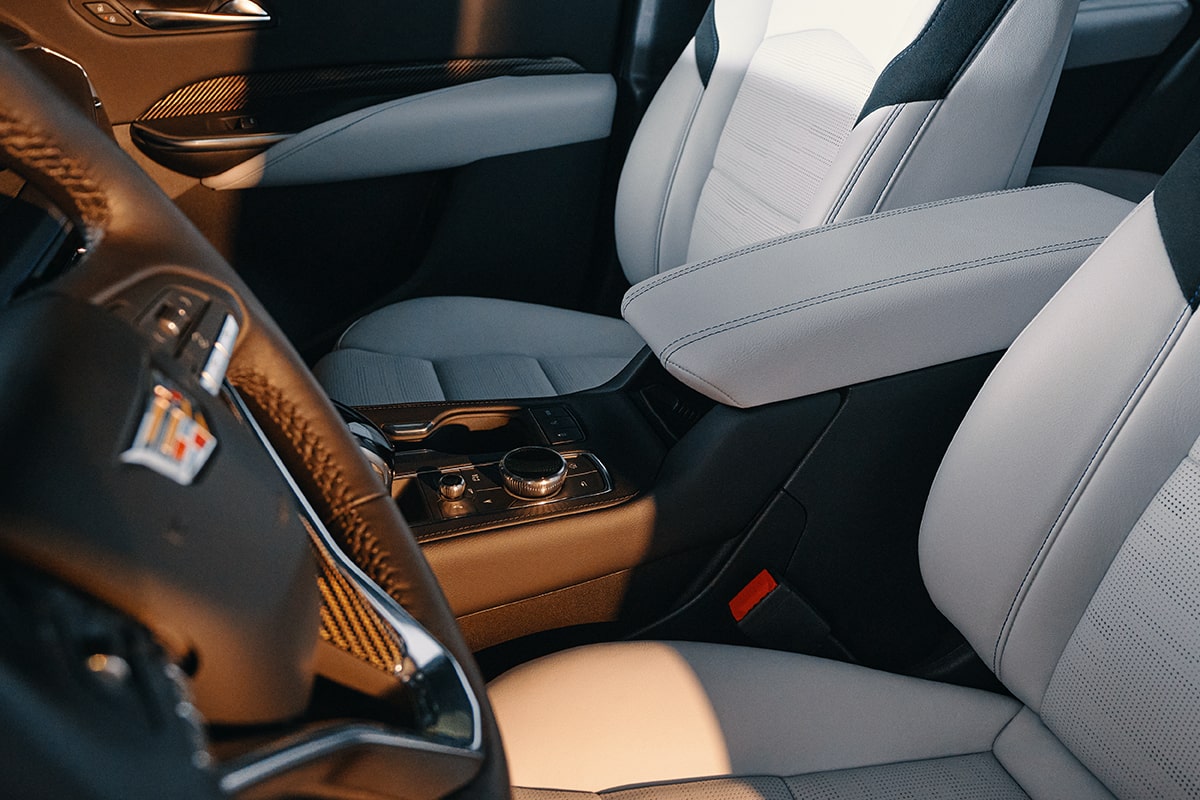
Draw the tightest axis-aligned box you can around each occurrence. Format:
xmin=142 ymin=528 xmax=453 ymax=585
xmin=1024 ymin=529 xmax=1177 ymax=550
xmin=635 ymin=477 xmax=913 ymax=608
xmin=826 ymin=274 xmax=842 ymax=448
xmin=0 ymin=42 xmax=508 ymax=800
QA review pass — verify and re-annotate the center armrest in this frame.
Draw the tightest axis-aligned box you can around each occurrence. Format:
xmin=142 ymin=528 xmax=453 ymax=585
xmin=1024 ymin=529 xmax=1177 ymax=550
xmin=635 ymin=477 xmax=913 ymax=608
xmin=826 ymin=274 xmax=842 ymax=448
xmin=621 ymin=184 xmax=1134 ymax=408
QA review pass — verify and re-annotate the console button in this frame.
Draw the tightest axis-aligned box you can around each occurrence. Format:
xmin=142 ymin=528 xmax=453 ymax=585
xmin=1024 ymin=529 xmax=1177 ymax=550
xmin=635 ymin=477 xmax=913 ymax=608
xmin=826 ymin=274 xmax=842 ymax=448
xmin=438 ymin=498 xmax=474 ymax=519
xmin=546 ymin=425 xmax=584 ymax=445
xmin=538 ymin=414 xmax=574 ymax=430
xmin=563 ymin=473 xmax=606 ymax=497
xmin=459 ymin=466 xmax=500 ymax=492
xmin=531 ymin=405 xmax=571 ymax=421
xmin=532 ymin=405 xmax=584 ymax=443
xmin=471 ymin=489 xmax=509 ymax=512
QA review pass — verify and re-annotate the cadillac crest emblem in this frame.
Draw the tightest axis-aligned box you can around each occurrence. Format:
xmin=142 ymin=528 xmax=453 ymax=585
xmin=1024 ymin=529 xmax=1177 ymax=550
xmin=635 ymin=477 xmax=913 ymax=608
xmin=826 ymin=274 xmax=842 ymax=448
xmin=120 ymin=374 xmax=217 ymax=486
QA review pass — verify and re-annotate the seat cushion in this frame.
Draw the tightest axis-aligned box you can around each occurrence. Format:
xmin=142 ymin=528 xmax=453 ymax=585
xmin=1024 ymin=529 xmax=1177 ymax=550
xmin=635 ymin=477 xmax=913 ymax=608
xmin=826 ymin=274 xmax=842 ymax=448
xmin=314 ymin=297 xmax=646 ymax=405
xmin=488 ymin=641 xmax=1023 ymax=793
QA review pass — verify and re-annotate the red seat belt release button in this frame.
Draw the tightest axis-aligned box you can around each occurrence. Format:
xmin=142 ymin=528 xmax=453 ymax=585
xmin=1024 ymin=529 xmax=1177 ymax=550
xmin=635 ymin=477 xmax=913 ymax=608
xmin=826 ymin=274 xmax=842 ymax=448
xmin=729 ymin=569 xmax=778 ymax=622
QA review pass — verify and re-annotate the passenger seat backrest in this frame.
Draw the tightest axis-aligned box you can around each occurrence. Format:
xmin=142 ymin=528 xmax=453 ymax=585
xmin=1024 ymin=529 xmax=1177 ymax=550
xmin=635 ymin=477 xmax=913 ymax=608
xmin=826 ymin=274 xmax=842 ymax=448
xmin=920 ymin=135 xmax=1200 ymax=797
xmin=615 ymin=0 xmax=1081 ymax=282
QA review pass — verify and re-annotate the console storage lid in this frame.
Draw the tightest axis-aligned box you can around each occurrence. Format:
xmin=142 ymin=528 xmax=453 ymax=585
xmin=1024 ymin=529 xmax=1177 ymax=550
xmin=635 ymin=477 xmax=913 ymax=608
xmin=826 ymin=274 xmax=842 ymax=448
xmin=621 ymin=184 xmax=1134 ymax=408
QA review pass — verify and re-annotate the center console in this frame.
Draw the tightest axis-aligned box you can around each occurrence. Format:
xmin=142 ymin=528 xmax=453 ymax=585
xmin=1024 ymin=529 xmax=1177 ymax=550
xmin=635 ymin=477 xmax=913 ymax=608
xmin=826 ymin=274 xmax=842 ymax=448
xmin=389 ymin=408 xmax=620 ymax=532
xmin=339 ymin=183 xmax=1138 ymax=663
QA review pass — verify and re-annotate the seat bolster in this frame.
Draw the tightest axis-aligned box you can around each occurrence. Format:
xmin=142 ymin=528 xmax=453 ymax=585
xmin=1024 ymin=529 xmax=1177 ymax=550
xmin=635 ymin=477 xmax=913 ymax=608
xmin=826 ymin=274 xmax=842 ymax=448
xmin=488 ymin=641 xmax=1020 ymax=793
xmin=854 ymin=0 xmax=1079 ymax=218
xmin=615 ymin=0 xmax=772 ymax=283
xmin=919 ymin=200 xmax=1195 ymax=699
xmin=796 ymin=100 xmax=940 ymax=230
xmin=993 ymin=708 xmax=1116 ymax=799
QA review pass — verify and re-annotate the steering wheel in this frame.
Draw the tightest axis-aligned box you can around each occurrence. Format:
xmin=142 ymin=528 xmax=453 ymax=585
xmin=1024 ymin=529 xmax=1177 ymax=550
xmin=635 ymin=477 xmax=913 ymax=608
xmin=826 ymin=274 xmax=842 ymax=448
xmin=0 ymin=42 xmax=507 ymax=800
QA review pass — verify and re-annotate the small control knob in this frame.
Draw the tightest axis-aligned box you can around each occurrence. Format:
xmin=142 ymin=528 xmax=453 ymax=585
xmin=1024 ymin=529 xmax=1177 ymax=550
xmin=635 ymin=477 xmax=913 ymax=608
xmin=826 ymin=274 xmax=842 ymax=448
xmin=438 ymin=473 xmax=467 ymax=501
xmin=499 ymin=446 xmax=568 ymax=499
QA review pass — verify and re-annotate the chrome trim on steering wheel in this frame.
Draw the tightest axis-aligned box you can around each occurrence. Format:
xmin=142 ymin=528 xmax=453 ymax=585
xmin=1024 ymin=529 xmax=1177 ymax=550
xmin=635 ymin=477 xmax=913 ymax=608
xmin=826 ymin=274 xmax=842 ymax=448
xmin=221 ymin=384 xmax=483 ymax=792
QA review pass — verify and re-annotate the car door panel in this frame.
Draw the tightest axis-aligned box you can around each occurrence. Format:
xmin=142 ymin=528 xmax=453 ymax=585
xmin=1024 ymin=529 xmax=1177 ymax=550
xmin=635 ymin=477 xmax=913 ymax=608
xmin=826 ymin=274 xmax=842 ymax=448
xmin=200 ymin=73 xmax=617 ymax=188
xmin=1 ymin=1 xmax=623 ymax=123
xmin=128 ymin=57 xmax=603 ymax=178
xmin=0 ymin=0 xmax=627 ymax=354
xmin=1065 ymin=0 xmax=1192 ymax=69
xmin=1036 ymin=0 xmax=1200 ymax=176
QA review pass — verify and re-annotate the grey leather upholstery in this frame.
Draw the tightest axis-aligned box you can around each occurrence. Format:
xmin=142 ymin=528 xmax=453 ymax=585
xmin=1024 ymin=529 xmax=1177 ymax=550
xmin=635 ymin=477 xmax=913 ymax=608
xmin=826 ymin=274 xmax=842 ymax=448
xmin=204 ymin=74 xmax=617 ymax=190
xmin=1028 ymin=165 xmax=1161 ymax=202
xmin=488 ymin=138 xmax=1200 ymax=797
xmin=622 ymin=184 xmax=1132 ymax=408
xmin=313 ymin=298 xmax=645 ymax=405
xmin=318 ymin=0 xmax=1083 ymax=406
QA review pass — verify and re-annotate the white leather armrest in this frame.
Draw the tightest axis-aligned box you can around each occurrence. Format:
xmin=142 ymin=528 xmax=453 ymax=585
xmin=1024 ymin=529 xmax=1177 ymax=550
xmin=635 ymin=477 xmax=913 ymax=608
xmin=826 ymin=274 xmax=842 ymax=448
xmin=622 ymin=184 xmax=1134 ymax=408
xmin=203 ymin=73 xmax=616 ymax=190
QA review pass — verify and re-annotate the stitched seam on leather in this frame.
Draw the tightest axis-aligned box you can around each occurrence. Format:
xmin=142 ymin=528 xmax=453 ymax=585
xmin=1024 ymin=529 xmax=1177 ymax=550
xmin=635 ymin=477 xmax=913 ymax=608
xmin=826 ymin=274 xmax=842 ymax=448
xmin=661 ymin=359 xmax=740 ymax=406
xmin=869 ymin=100 xmax=939 ymax=215
xmin=824 ymin=104 xmax=903 ymax=225
xmin=228 ymin=367 xmax=405 ymax=598
xmin=651 ymin=83 xmax=706 ymax=278
xmin=990 ymin=304 xmax=1192 ymax=676
xmin=0 ymin=111 xmax=111 ymax=247
xmin=621 ymin=183 xmax=1070 ymax=312
xmin=659 ymin=237 xmax=1104 ymax=363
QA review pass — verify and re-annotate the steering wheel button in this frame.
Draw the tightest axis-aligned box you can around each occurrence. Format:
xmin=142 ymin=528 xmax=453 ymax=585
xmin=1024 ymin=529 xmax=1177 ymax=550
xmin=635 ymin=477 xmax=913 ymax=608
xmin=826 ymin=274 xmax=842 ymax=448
xmin=199 ymin=347 xmax=230 ymax=395
xmin=214 ymin=314 xmax=240 ymax=354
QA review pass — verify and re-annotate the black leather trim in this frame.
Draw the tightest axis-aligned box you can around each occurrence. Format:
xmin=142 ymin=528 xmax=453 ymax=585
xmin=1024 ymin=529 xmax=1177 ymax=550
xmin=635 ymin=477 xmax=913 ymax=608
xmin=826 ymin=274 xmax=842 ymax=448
xmin=857 ymin=0 xmax=1014 ymax=123
xmin=694 ymin=2 xmax=718 ymax=88
xmin=1153 ymin=132 xmax=1200 ymax=309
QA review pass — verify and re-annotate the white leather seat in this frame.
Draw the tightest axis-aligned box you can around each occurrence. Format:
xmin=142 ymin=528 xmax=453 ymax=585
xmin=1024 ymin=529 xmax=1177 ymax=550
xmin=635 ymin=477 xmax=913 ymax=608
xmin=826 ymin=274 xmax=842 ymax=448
xmin=317 ymin=0 xmax=1082 ymax=406
xmin=487 ymin=135 xmax=1200 ymax=799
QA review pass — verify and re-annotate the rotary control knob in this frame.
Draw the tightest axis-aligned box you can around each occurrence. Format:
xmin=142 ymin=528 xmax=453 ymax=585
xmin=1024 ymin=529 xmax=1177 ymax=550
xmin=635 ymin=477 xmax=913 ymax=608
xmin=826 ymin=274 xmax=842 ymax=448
xmin=499 ymin=446 xmax=568 ymax=499
xmin=438 ymin=473 xmax=467 ymax=500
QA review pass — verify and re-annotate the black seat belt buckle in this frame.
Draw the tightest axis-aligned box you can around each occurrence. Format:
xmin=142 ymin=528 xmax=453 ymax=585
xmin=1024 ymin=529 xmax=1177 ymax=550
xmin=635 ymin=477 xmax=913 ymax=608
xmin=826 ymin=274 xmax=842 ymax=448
xmin=729 ymin=569 xmax=851 ymax=661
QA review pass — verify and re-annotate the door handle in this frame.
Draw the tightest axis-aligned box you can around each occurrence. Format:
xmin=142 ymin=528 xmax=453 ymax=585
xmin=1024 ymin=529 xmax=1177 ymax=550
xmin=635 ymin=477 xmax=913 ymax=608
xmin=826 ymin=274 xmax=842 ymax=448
xmin=133 ymin=0 xmax=271 ymax=31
